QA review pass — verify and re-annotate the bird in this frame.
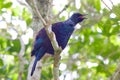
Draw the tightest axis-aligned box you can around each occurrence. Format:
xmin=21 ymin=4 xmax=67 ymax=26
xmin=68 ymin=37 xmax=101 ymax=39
xmin=31 ymin=13 xmax=86 ymax=76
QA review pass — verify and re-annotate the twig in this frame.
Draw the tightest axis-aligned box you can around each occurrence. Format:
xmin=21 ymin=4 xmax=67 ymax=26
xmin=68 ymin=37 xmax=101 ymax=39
xmin=18 ymin=37 xmax=25 ymax=80
xmin=11 ymin=27 xmax=26 ymax=80
xmin=10 ymin=27 xmax=26 ymax=80
xmin=54 ymin=2 xmax=70 ymax=19
xmin=32 ymin=0 xmax=46 ymax=26
xmin=109 ymin=0 xmax=114 ymax=7
xmin=101 ymin=0 xmax=112 ymax=11
xmin=17 ymin=0 xmax=28 ymax=7
xmin=18 ymin=37 xmax=25 ymax=59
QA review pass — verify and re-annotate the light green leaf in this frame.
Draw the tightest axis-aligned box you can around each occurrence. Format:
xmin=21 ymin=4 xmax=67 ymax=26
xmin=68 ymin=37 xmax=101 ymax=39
xmin=94 ymin=0 xmax=101 ymax=12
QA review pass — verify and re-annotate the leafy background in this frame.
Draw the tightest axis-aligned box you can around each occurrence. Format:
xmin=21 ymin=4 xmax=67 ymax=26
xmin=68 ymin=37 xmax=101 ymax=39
xmin=0 ymin=0 xmax=120 ymax=80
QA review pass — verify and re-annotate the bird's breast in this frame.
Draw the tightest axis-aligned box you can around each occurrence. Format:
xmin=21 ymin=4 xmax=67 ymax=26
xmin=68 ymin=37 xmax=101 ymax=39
xmin=54 ymin=26 xmax=74 ymax=49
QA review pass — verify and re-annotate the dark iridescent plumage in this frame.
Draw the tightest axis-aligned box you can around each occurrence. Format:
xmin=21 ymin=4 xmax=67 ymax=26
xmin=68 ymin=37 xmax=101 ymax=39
xmin=31 ymin=13 xmax=86 ymax=76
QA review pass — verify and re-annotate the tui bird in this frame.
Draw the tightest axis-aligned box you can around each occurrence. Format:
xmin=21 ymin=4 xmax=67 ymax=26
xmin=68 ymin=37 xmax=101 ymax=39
xmin=31 ymin=13 xmax=86 ymax=76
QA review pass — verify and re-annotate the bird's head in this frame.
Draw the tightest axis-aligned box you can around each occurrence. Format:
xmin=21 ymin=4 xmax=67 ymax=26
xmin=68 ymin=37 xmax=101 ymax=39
xmin=70 ymin=13 xmax=87 ymax=24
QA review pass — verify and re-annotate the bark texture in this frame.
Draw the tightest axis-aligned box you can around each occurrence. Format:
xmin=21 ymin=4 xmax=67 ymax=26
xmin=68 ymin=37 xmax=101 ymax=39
xmin=26 ymin=0 xmax=52 ymax=80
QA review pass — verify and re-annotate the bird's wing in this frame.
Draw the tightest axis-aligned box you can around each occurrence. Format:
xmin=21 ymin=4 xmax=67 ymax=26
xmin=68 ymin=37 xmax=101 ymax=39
xmin=31 ymin=38 xmax=44 ymax=56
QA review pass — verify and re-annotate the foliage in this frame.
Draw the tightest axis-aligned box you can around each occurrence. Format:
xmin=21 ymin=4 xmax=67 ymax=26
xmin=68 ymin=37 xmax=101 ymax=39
xmin=0 ymin=0 xmax=120 ymax=80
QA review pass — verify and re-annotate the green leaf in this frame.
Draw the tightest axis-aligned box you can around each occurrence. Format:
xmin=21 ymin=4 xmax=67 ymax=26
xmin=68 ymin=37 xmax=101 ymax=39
xmin=3 ymin=2 xmax=12 ymax=8
xmin=98 ymin=19 xmax=112 ymax=36
xmin=112 ymin=4 xmax=120 ymax=18
xmin=0 ymin=65 xmax=6 ymax=75
xmin=0 ymin=37 xmax=7 ymax=49
xmin=0 ymin=0 xmax=4 ymax=9
xmin=9 ymin=39 xmax=20 ymax=52
xmin=111 ymin=25 xmax=120 ymax=35
xmin=0 ymin=0 xmax=4 ymax=3
xmin=12 ymin=6 xmax=21 ymax=16
xmin=96 ymin=62 xmax=104 ymax=72
xmin=94 ymin=0 xmax=101 ymax=12
xmin=0 ymin=58 xmax=3 ymax=66
xmin=22 ymin=8 xmax=32 ymax=25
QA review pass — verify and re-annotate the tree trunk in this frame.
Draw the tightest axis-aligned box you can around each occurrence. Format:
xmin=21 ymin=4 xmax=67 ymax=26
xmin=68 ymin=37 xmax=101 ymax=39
xmin=26 ymin=0 xmax=52 ymax=80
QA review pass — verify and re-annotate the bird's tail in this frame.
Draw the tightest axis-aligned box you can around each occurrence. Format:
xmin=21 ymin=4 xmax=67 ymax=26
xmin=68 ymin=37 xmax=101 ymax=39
xmin=31 ymin=47 xmax=46 ymax=76
xmin=31 ymin=57 xmax=38 ymax=76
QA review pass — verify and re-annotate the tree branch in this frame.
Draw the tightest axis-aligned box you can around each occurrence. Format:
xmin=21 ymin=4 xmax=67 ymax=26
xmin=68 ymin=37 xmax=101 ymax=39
xmin=10 ymin=27 xmax=26 ymax=80
xmin=45 ymin=23 xmax=62 ymax=80
xmin=101 ymin=0 xmax=112 ymax=11
xmin=18 ymin=37 xmax=25 ymax=80
xmin=32 ymin=0 xmax=47 ymax=26
xmin=17 ymin=0 xmax=28 ymax=7
xmin=109 ymin=0 xmax=114 ymax=7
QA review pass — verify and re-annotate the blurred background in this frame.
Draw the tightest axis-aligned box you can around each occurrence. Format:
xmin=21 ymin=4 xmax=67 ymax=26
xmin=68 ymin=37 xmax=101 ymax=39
xmin=0 ymin=0 xmax=120 ymax=80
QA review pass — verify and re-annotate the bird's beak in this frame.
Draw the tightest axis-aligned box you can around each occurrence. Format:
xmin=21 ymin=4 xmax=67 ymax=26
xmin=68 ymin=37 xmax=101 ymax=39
xmin=79 ymin=14 xmax=87 ymax=19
